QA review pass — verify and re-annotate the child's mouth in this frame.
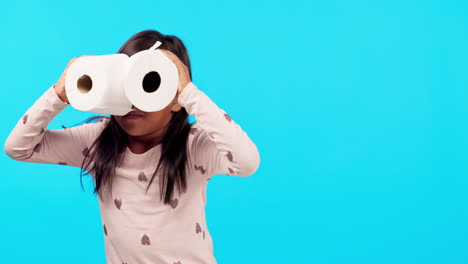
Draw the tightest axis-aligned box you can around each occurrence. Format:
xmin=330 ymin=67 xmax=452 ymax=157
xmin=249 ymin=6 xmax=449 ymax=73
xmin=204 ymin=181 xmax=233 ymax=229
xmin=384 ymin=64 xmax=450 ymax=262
xmin=123 ymin=111 xmax=144 ymax=120
xmin=123 ymin=115 xmax=143 ymax=120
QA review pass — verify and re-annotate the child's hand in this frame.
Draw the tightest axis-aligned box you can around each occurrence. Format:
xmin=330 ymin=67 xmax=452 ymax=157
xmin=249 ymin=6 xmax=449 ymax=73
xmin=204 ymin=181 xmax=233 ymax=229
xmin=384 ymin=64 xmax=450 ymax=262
xmin=159 ymin=49 xmax=191 ymax=96
xmin=54 ymin=55 xmax=95 ymax=104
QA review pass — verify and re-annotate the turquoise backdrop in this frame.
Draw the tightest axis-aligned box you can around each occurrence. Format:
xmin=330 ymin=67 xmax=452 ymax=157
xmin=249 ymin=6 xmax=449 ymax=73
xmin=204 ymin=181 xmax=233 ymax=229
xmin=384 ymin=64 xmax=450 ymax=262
xmin=0 ymin=0 xmax=467 ymax=263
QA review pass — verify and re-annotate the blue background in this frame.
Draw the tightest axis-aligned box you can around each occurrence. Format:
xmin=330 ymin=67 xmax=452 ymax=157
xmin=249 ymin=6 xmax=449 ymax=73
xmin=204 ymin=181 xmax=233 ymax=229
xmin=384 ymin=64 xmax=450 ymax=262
xmin=1 ymin=0 xmax=467 ymax=263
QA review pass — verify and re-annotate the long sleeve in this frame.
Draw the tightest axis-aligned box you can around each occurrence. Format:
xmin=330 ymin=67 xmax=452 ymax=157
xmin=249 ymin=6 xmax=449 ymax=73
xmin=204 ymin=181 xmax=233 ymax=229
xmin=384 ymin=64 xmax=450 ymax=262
xmin=178 ymin=82 xmax=260 ymax=178
xmin=4 ymin=85 xmax=107 ymax=168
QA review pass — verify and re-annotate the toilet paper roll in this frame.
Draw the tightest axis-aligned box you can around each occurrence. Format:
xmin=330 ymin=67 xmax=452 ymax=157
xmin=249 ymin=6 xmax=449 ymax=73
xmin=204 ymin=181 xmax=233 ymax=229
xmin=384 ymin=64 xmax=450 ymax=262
xmin=125 ymin=49 xmax=179 ymax=112
xmin=65 ymin=54 xmax=133 ymax=115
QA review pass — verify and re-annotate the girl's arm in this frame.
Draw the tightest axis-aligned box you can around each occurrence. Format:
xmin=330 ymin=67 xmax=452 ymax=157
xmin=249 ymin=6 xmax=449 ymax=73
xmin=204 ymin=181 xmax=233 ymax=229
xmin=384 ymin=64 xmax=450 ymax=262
xmin=178 ymin=82 xmax=260 ymax=179
xmin=4 ymin=85 xmax=106 ymax=168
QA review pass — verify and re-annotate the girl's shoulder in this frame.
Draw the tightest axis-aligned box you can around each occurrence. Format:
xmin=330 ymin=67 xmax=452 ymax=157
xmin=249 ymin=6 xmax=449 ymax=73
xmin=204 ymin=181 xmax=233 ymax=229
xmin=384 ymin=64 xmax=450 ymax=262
xmin=185 ymin=123 xmax=216 ymax=157
xmin=76 ymin=116 xmax=110 ymax=133
xmin=187 ymin=123 xmax=208 ymax=143
xmin=64 ymin=116 xmax=110 ymax=146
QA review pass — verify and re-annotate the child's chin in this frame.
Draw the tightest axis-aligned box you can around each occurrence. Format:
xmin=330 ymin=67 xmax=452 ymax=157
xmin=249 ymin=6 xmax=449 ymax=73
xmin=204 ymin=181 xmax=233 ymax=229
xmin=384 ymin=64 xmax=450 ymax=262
xmin=124 ymin=129 xmax=146 ymax=137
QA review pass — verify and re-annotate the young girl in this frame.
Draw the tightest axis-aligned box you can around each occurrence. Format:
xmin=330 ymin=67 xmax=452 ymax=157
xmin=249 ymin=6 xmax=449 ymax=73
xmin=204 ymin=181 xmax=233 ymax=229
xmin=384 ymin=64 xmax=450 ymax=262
xmin=4 ymin=29 xmax=260 ymax=264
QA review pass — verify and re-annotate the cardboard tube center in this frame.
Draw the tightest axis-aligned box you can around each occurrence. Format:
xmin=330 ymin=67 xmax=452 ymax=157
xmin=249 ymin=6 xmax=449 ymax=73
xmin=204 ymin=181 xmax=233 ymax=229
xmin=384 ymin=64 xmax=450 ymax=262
xmin=77 ymin=75 xmax=92 ymax=94
xmin=143 ymin=71 xmax=161 ymax=93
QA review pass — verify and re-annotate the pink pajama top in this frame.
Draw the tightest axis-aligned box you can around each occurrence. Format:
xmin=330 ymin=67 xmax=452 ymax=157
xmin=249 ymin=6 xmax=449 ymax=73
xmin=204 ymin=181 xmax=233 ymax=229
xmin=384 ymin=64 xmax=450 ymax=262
xmin=4 ymin=82 xmax=260 ymax=264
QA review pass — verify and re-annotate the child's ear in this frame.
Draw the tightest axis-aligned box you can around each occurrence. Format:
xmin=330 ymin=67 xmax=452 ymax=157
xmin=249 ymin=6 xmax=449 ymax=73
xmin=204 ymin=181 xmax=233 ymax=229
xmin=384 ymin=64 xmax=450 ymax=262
xmin=171 ymin=103 xmax=182 ymax=112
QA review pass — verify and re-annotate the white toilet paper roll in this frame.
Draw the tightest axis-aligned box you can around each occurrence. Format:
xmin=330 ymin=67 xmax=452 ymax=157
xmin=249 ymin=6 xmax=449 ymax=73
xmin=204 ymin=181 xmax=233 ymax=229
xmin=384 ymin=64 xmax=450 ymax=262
xmin=125 ymin=49 xmax=179 ymax=112
xmin=65 ymin=54 xmax=133 ymax=116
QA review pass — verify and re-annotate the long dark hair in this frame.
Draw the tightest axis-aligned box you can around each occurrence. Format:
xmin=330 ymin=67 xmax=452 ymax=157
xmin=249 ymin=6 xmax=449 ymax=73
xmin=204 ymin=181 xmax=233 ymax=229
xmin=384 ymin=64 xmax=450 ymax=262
xmin=78 ymin=30 xmax=193 ymax=205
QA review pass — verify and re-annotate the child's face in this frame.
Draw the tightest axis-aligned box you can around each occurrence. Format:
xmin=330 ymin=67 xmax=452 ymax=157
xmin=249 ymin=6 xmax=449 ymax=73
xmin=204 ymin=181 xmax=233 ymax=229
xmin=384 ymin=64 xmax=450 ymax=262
xmin=114 ymin=98 xmax=182 ymax=138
